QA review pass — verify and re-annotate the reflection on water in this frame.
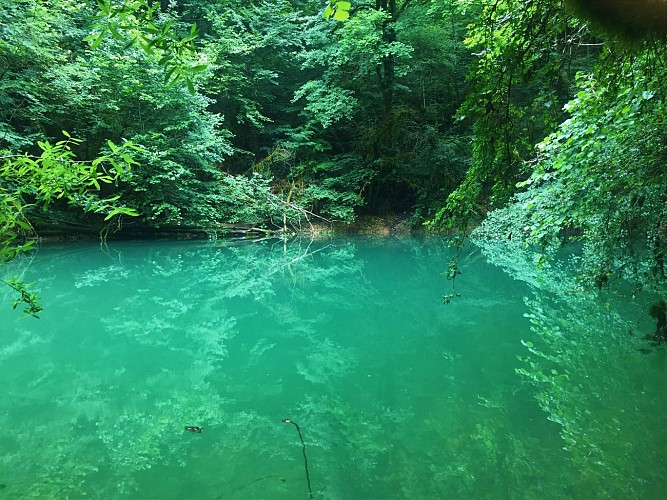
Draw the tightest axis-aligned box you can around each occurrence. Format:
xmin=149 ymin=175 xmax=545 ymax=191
xmin=0 ymin=236 xmax=665 ymax=498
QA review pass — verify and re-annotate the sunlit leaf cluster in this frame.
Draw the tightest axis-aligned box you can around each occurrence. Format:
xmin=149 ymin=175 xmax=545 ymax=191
xmin=85 ymin=0 xmax=206 ymax=93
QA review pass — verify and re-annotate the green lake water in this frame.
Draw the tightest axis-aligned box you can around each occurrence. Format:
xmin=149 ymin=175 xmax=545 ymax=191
xmin=1 ymin=236 xmax=666 ymax=499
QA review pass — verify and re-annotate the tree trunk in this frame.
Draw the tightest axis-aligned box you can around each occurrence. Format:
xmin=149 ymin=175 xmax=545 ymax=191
xmin=376 ymin=0 xmax=397 ymax=121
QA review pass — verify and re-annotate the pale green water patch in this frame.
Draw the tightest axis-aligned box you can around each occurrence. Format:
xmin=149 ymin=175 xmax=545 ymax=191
xmin=0 ymin=237 xmax=665 ymax=499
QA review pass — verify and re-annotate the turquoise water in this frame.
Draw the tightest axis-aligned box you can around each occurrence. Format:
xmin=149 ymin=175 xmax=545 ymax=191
xmin=0 ymin=236 xmax=665 ymax=499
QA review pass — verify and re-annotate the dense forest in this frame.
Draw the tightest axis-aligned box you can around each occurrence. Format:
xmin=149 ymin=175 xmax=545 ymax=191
xmin=2 ymin=0 xmax=667 ymax=299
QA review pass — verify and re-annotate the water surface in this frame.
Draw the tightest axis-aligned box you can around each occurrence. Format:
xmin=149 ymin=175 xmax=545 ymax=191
xmin=1 ymin=237 xmax=665 ymax=498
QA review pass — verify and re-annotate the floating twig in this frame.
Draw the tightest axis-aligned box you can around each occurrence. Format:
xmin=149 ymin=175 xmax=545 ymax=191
xmin=218 ymin=475 xmax=286 ymax=498
xmin=282 ymin=418 xmax=313 ymax=498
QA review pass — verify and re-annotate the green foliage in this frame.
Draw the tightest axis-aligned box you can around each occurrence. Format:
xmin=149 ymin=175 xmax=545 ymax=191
xmin=435 ymin=0 xmax=596 ymax=229
xmin=197 ymin=1 xmax=307 ymax=167
xmin=0 ymin=133 xmax=139 ymax=314
xmin=0 ymin=0 xmax=482 ymax=228
xmin=1 ymin=276 xmax=43 ymax=318
xmin=295 ymin=1 xmax=473 ymax=218
xmin=286 ymin=155 xmax=375 ymax=222
xmin=114 ymin=86 xmax=234 ymax=226
xmin=292 ymin=79 xmax=358 ymax=129
xmin=0 ymin=133 xmax=139 ymax=248
xmin=85 ymin=0 xmax=206 ymax=93
xmin=433 ymin=0 xmax=667 ymax=294
xmin=18 ymin=0 xmax=658 ymax=240
xmin=324 ymin=1 xmax=351 ymax=22
xmin=1 ymin=0 xmax=242 ymax=229
xmin=217 ymin=173 xmax=284 ymax=225
xmin=295 ymin=7 xmax=404 ymax=133
xmin=2 ymin=135 xmax=138 ymax=214
xmin=477 ymin=47 xmax=667 ymax=288
xmin=0 ymin=0 xmax=88 ymax=149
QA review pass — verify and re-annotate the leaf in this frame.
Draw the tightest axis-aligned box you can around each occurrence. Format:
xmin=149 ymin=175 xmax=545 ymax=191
xmin=123 ymin=36 xmax=138 ymax=50
xmin=120 ymin=153 xmax=135 ymax=165
xmin=158 ymin=55 xmax=174 ymax=66
xmin=109 ymin=25 xmax=123 ymax=40
xmin=107 ymin=158 xmax=120 ymax=173
xmin=126 ymin=142 xmax=147 ymax=153
xmin=144 ymin=23 xmax=161 ymax=35
xmin=188 ymin=64 xmax=208 ymax=73
xmin=106 ymin=140 xmax=119 ymax=153
xmin=98 ymin=0 xmax=111 ymax=15
xmin=162 ymin=20 xmax=174 ymax=35
xmin=333 ymin=9 xmax=350 ymax=21
xmin=164 ymin=66 xmax=178 ymax=84
xmin=103 ymin=205 xmax=138 ymax=221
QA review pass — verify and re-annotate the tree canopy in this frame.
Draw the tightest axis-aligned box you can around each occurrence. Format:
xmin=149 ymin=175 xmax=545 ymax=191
xmin=2 ymin=0 xmax=667 ymax=299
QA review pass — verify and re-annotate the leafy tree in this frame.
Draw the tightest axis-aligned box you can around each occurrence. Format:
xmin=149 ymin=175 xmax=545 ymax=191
xmin=86 ymin=0 xmax=207 ymax=92
xmin=276 ymin=154 xmax=375 ymax=223
xmin=194 ymin=0 xmax=309 ymax=168
xmin=78 ymin=39 xmax=235 ymax=226
xmin=0 ymin=1 xmax=142 ymax=314
xmin=476 ymin=46 xmax=667 ymax=289
xmin=1 ymin=0 xmax=279 ymax=232
xmin=0 ymin=0 xmax=88 ymax=149
xmin=431 ymin=0 xmax=598 ymax=230
xmin=294 ymin=0 xmax=474 ymax=217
